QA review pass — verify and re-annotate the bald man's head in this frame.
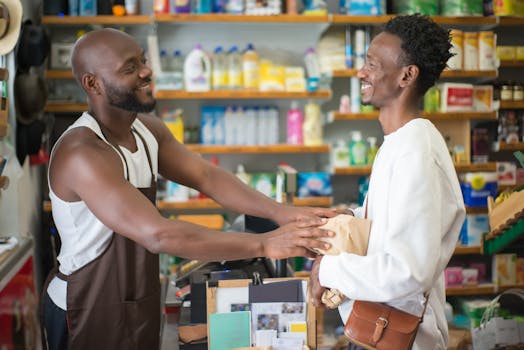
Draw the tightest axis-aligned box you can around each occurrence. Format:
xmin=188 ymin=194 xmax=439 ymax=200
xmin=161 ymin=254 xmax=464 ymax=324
xmin=71 ymin=28 xmax=139 ymax=86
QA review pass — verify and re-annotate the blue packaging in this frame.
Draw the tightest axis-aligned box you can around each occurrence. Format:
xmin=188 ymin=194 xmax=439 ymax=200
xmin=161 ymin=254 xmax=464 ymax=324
xmin=297 ymin=172 xmax=332 ymax=198
xmin=460 ymin=172 xmax=498 ymax=207
xmin=348 ymin=0 xmax=383 ymax=15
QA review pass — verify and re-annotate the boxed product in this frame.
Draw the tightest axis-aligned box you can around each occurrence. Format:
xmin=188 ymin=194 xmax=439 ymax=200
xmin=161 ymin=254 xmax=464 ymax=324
xmin=445 ymin=267 xmax=463 ymax=287
xmin=250 ymin=173 xmax=277 ymax=199
xmin=51 ymin=42 xmax=74 ymax=69
xmin=497 ymin=162 xmax=517 ymax=186
xmin=460 ymin=172 xmax=498 ymax=207
xmin=462 ymin=268 xmax=479 ymax=285
xmin=517 ymin=46 xmax=524 ymax=60
xmin=439 ymin=83 xmax=474 ymax=112
xmin=462 ymin=214 xmax=490 ymax=246
xmin=473 ymin=85 xmax=493 ymax=112
xmin=492 ymin=253 xmax=517 ymax=286
xmin=296 ymin=172 xmax=332 ymax=198
xmin=496 ymin=46 xmax=516 ymax=61
xmin=470 ymin=262 xmax=488 ymax=282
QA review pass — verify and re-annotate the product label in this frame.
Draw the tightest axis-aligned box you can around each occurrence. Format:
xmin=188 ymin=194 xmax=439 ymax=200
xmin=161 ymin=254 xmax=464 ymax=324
xmin=447 ymin=87 xmax=473 ymax=106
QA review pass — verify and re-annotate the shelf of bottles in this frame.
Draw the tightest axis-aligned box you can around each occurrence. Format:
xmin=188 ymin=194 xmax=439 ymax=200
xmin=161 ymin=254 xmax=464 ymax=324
xmin=154 ymin=90 xmax=332 ymax=100
xmin=332 ymin=69 xmax=498 ymax=79
xmin=445 ymin=283 xmax=524 ymax=296
xmin=454 ymin=245 xmax=482 ymax=255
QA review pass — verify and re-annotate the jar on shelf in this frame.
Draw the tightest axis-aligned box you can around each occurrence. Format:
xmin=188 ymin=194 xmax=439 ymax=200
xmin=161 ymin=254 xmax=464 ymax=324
xmin=513 ymin=84 xmax=524 ymax=101
xmin=500 ymin=84 xmax=513 ymax=101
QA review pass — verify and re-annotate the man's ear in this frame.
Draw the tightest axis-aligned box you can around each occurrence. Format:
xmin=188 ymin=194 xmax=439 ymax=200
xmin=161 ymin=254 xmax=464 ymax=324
xmin=399 ymin=64 xmax=419 ymax=88
xmin=81 ymin=73 xmax=101 ymax=95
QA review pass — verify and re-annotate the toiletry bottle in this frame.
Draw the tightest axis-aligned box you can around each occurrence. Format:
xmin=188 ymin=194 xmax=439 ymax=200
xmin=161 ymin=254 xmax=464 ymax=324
xmin=212 ymin=46 xmax=228 ymax=90
xmin=302 ymin=100 xmax=323 ymax=146
xmin=242 ymin=43 xmax=260 ymax=90
xmin=235 ymin=164 xmax=251 ymax=185
xmin=332 ymin=139 xmax=350 ymax=168
xmin=349 ymin=130 xmax=367 ymax=165
xmin=286 ymin=101 xmax=303 ymax=145
xmin=367 ymin=136 xmax=378 ymax=165
xmin=184 ymin=44 xmax=211 ymax=92
xmin=227 ymin=46 xmax=243 ymax=90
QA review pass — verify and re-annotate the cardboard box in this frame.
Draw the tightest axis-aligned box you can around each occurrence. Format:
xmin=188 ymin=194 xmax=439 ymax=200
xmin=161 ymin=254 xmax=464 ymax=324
xmin=439 ymin=83 xmax=474 ymax=112
xmin=492 ymin=254 xmax=517 ymax=286
xmin=496 ymin=46 xmax=516 ymax=60
xmin=473 ymin=85 xmax=493 ymax=111
xmin=461 ymin=172 xmax=498 ymax=207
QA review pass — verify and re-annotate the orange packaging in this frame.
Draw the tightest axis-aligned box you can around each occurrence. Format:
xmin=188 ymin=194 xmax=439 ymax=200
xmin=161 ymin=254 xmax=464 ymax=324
xmin=464 ymin=32 xmax=479 ymax=71
xmin=492 ymin=253 xmax=517 ymax=286
xmin=447 ymin=29 xmax=463 ymax=70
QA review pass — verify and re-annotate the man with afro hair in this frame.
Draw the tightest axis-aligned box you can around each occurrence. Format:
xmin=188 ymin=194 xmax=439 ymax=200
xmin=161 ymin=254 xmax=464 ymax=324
xmin=310 ymin=14 xmax=465 ymax=350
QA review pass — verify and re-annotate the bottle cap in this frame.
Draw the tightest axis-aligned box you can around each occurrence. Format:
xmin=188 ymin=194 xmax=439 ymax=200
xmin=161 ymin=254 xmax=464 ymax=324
xmin=351 ymin=131 xmax=362 ymax=141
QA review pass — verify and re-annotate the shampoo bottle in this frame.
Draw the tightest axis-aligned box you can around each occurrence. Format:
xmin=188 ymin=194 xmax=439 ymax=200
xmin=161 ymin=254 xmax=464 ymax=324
xmin=184 ymin=44 xmax=211 ymax=92
xmin=286 ymin=101 xmax=303 ymax=145
xmin=367 ymin=136 xmax=378 ymax=165
xmin=302 ymin=100 xmax=323 ymax=146
xmin=349 ymin=131 xmax=367 ymax=165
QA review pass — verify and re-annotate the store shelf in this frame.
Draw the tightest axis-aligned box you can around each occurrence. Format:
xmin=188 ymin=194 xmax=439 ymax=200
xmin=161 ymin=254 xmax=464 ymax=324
xmin=329 ymin=111 xmax=497 ymax=121
xmin=154 ymin=90 xmax=331 ymax=100
xmin=498 ymin=16 xmax=524 ymax=26
xmin=334 ymin=162 xmax=497 ymax=175
xmin=42 ymin=15 xmax=151 ymax=25
xmin=466 ymin=206 xmax=488 ymax=214
xmin=186 ymin=144 xmax=330 ymax=154
xmin=497 ymin=141 xmax=524 ymax=151
xmin=44 ymin=103 xmax=87 ymax=113
xmin=447 ymin=283 xmax=524 ymax=296
xmin=45 ymin=70 xmax=74 ymax=79
xmin=331 ymin=68 xmax=497 ymax=79
xmin=454 ymin=162 xmax=497 ymax=172
xmin=500 ymin=100 xmax=524 ymax=109
xmin=500 ymin=59 xmax=524 ymax=68
xmin=333 ymin=165 xmax=372 ymax=175
xmin=330 ymin=14 xmax=395 ymax=24
xmin=155 ymin=13 xmax=329 ymax=23
xmin=454 ymin=245 xmax=482 ymax=255
xmin=484 ymin=218 xmax=524 ymax=255
xmin=440 ymin=70 xmax=498 ymax=78
xmin=44 ymin=196 xmax=333 ymax=213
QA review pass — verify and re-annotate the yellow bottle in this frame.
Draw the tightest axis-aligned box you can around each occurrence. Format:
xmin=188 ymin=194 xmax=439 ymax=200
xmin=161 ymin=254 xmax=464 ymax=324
xmin=242 ymin=43 xmax=260 ymax=90
xmin=164 ymin=108 xmax=184 ymax=143
xmin=302 ymin=101 xmax=323 ymax=146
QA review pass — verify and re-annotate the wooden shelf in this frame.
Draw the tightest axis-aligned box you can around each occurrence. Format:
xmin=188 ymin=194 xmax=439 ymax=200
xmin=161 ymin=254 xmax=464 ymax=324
xmin=466 ymin=206 xmax=488 ymax=214
xmin=154 ymin=90 xmax=331 ymax=100
xmin=498 ymin=141 xmax=524 ymax=151
xmin=45 ymin=70 xmax=74 ymax=79
xmin=186 ymin=144 xmax=330 ymax=154
xmin=441 ymin=69 xmax=497 ymax=78
xmin=454 ymin=245 xmax=482 ymax=255
xmin=332 ymin=68 xmax=497 ymax=79
xmin=45 ymin=103 xmax=87 ymax=113
xmin=329 ymin=14 xmax=395 ymax=24
xmin=500 ymin=59 xmax=524 ymax=67
xmin=500 ymin=100 xmax=524 ymax=109
xmin=330 ymin=111 xmax=497 ymax=121
xmin=42 ymin=15 xmax=151 ymax=25
xmin=334 ymin=163 xmax=497 ymax=175
xmin=498 ymin=16 xmax=524 ymax=26
xmin=447 ymin=283 xmax=524 ymax=296
xmin=454 ymin=162 xmax=497 ymax=172
xmin=333 ymin=165 xmax=372 ymax=176
xmin=45 ymin=196 xmax=333 ymax=213
xmin=155 ymin=13 xmax=329 ymax=23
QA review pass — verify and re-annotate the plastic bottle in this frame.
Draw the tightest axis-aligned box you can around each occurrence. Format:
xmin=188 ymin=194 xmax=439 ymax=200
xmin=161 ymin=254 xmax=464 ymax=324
xmin=235 ymin=164 xmax=251 ymax=185
xmin=170 ymin=50 xmax=184 ymax=90
xmin=349 ymin=131 xmax=367 ymax=165
xmin=302 ymin=101 xmax=323 ymax=146
xmin=424 ymin=85 xmax=440 ymax=113
xmin=267 ymin=107 xmax=279 ymax=144
xmin=242 ymin=44 xmax=260 ymax=90
xmin=332 ymin=139 xmax=350 ymax=168
xmin=184 ymin=44 xmax=211 ymax=92
xmin=159 ymin=49 xmax=169 ymax=72
xmin=191 ymin=0 xmax=211 ymax=13
xmin=227 ymin=46 xmax=243 ymax=90
xmin=174 ymin=0 xmax=191 ymax=13
xmin=286 ymin=101 xmax=303 ymax=145
xmin=211 ymin=46 xmax=228 ymax=90
xmin=163 ymin=108 xmax=184 ymax=143
xmin=125 ymin=0 xmax=138 ymax=14
xmin=304 ymin=47 xmax=321 ymax=92
xmin=79 ymin=0 xmax=97 ymax=15
xmin=367 ymin=136 xmax=378 ymax=165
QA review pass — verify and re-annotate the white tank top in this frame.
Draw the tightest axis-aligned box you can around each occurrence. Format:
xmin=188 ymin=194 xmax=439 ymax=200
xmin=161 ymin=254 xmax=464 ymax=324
xmin=47 ymin=112 xmax=159 ymax=309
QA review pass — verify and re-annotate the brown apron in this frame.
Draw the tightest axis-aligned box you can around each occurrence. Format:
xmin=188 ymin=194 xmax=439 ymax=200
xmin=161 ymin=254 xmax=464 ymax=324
xmin=42 ymin=126 xmax=161 ymax=350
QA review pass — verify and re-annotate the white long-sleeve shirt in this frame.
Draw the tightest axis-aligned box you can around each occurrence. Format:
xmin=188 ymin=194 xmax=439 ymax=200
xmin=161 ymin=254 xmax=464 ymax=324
xmin=320 ymin=118 xmax=465 ymax=349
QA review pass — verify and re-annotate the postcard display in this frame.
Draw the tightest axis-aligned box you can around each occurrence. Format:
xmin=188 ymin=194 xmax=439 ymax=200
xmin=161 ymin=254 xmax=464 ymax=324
xmin=206 ymin=277 xmax=316 ymax=350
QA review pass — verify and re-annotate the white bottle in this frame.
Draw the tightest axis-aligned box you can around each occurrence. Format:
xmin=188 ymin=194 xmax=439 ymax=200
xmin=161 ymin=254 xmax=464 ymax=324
xmin=212 ymin=46 xmax=228 ymax=90
xmin=224 ymin=106 xmax=235 ymax=145
xmin=170 ymin=50 xmax=184 ymax=90
xmin=236 ymin=164 xmax=251 ymax=185
xmin=332 ymin=139 xmax=350 ymax=168
xmin=184 ymin=44 xmax=211 ymax=92
xmin=227 ymin=46 xmax=243 ymax=90
xmin=256 ymin=107 xmax=268 ymax=145
xmin=244 ymin=107 xmax=257 ymax=145
xmin=268 ymin=107 xmax=279 ymax=144
xmin=304 ymin=47 xmax=321 ymax=92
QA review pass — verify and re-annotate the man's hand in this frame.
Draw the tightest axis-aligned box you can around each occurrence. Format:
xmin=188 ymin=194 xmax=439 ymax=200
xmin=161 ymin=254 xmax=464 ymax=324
xmin=261 ymin=222 xmax=333 ymax=260
xmin=310 ymin=255 xmax=327 ymax=309
xmin=273 ymin=205 xmax=337 ymax=227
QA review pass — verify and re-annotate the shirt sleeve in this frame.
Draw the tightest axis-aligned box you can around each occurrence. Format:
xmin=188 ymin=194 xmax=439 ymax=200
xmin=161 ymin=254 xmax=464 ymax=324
xmin=319 ymin=151 xmax=448 ymax=302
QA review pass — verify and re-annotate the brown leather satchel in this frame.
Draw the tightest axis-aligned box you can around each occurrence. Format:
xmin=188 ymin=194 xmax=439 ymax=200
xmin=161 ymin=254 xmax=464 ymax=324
xmin=344 ymin=297 xmax=428 ymax=350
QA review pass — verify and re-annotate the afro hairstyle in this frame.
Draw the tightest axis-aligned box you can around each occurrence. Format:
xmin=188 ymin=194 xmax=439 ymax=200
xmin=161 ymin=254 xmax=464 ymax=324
xmin=383 ymin=14 xmax=454 ymax=97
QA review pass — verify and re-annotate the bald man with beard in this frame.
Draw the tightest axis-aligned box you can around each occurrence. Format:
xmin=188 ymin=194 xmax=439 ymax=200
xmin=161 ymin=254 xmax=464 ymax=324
xmin=41 ymin=28 xmax=336 ymax=350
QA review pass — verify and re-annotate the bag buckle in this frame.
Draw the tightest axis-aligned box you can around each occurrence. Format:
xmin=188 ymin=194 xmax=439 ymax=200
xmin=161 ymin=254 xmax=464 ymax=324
xmin=372 ymin=316 xmax=388 ymax=344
